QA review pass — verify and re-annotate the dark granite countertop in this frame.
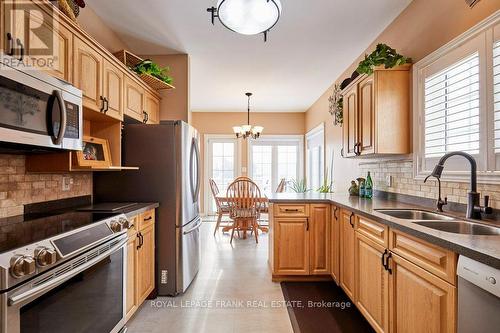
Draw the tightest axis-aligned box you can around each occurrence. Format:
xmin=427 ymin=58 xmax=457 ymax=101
xmin=268 ymin=193 xmax=500 ymax=269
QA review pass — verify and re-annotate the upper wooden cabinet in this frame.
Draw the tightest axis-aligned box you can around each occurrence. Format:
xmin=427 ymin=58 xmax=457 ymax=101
xmin=145 ymin=91 xmax=160 ymax=124
xmin=73 ymin=36 xmax=103 ymax=112
xmin=103 ymin=59 xmax=124 ymax=121
xmin=342 ymin=65 xmax=410 ymax=157
xmin=124 ymin=76 xmax=145 ymax=122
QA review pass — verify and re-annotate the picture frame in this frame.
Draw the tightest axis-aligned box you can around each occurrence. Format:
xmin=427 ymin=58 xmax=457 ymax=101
xmin=74 ymin=136 xmax=112 ymax=169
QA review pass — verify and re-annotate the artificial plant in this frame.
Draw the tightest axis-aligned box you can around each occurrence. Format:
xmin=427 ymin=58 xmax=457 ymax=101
xmin=328 ymin=84 xmax=343 ymax=126
xmin=356 ymin=43 xmax=411 ymax=75
xmin=290 ymin=178 xmax=309 ymax=193
xmin=133 ymin=59 xmax=174 ymax=85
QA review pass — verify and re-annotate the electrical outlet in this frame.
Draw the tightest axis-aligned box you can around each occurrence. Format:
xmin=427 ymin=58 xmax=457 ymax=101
xmin=386 ymin=175 xmax=392 ymax=187
xmin=62 ymin=177 xmax=73 ymax=191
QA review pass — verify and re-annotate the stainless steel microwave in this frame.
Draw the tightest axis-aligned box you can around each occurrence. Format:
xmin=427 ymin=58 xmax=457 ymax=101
xmin=0 ymin=56 xmax=82 ymax=151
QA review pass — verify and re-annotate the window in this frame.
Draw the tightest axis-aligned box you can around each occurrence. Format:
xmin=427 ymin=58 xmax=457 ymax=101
xmin=248 ymin=136 xmax=303 ymax=196
xmin=414 ymin=14 xmax=500 ymax=183
xmin=205 ymin=136 xmax=240 ymax=214
xmin=306 ymin=123 xmax=325 ymax=190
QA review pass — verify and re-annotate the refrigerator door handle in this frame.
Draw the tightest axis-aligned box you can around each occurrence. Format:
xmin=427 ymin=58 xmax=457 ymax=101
xmin=189 ymin=137 xmax=201 ymax=203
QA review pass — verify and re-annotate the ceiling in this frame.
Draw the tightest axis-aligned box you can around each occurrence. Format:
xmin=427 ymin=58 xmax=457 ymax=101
xmin=86 ymin=0 xmax=412 ymax=113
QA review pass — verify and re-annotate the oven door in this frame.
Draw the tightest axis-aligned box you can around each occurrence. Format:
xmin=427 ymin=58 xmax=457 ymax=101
xmin=0 ymin=60 xmax=82 ymax=150
xmin=2 ymin=235 xmax=127 ymax=333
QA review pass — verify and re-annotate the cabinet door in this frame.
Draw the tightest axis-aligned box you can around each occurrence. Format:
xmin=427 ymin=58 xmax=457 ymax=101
xmin=274 ymin=218 xmax=309 ymax=275
xmin=74 ymin=37 xmax=103 ymax=112
xmin=145 ymin=92 xmax=160 ymax=124
xmin=331 ymin=206 xmax=340 ymax=283
xmin=340 ymin=209 xmax=356 ymax=299
xmin=355 ymin=232 xmax=389 ymax=333
xmin=126 ymin=233 xmax=138 ymax=321
xmin=358 ymin=75 xmax=375 ymax=155
xmin=342 ymin=86 xmax=358 ymax=157
xmin=310 ymin=204 xmax=330 ymax=275
xmin=137 ymin=224 xmax=155 ymax=304
xmin=103 ymin=59 xmax=123 ymax=121
xmin=389 ymin=253 xmax=456 ymax=333
xmin=124 ymin=76 xmax=145 ymax=122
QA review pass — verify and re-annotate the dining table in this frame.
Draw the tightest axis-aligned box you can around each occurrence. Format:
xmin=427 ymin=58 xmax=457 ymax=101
xmin=215 ymin=194 xmax=269 ymax=239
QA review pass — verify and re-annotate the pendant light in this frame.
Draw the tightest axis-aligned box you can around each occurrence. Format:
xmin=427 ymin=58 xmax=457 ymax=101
xmin=207 ymin=0 xmax=282 ymax=42
xmin=233 ymin=92 xmax=263 ymax=139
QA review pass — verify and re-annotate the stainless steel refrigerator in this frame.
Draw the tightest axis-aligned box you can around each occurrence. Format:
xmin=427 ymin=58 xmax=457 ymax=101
xmin=94 ymin=121 xmax=201 ymax=296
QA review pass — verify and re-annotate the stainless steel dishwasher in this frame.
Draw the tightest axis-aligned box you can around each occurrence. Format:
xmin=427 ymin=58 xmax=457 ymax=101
xmin=457 ymin=256 xmax=500 ymax=333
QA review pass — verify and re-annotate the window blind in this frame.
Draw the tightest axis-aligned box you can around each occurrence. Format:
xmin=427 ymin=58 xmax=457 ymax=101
xmin=424 ymin=52 xmax=480 ymax=158
xmin=493 ymin=41 xmax=500 ymax=153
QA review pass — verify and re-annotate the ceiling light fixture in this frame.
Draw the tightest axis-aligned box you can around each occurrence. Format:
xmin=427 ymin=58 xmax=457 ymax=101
xmin=207 ymin=0 xmax=282 ymax=42
xmin=233 ymin=92 xmax=263 ymax=139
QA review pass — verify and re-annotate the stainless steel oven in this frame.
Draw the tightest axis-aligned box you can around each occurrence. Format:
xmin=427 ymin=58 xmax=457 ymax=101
xmin=0 ymin=55 xmax=82 ymax=150
xmin=1 ymin=234 xmax=127 ymax=333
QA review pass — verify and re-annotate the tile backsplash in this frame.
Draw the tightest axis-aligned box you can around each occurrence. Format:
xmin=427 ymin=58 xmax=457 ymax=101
xmin=0 ymin=154 xmax=92 ymax=218
xmin=359 ymin=159 xmax=500 ymax=210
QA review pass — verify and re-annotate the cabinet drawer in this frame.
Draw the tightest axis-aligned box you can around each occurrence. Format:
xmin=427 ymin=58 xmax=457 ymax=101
xmin=138 ymin=209 xmax=155 ymax=230
xmin=356 ymin=216 xmax=388 ymax=246
xmin=273 ymin=204 xmax=309 ymax=217
xmin=389 ymin=230 xmax=457 ymax=285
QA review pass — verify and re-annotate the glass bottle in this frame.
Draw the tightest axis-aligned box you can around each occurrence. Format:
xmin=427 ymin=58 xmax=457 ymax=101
xmin=359 ymin=180 xmax=365 ymax=198
xmin=365 ymin=172 xmax=373 ymax=199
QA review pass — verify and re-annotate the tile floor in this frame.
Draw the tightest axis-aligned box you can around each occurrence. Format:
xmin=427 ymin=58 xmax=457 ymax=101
xmin=127 ymin=219 xmax=293 ymax=333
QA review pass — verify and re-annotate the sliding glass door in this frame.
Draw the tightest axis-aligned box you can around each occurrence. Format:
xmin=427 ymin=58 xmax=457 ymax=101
xmin=248 ymin=136 xmax=303 ymax=197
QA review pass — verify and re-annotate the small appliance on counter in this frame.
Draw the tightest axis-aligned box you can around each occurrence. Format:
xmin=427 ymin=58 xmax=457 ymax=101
xmin=0 ymin=199 xmax=132 ymax=333
xmin=94 ymin=120 xmax=201 ymax=296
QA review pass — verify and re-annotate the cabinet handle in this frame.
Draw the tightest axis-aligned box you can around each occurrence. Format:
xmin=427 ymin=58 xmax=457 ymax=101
xmin=100 ymin=96 xmax=105 ymax=112
xmin=386 ymin=252 xmax=393 ymax=274
xmin=144 ymin=216 xmax=153 ymax=221
xmin=284 ymin=208 xmax=299 ymax=212
xmin=381 ymin=249 xmax=388 ymax=269
xmin=334 ymin=207 xmax=339 ymax=220
xmin=143 ymin=111 xmax=148 ymax=123
xmin=16 ymin=38 xmax=23 ymax=61
xmin=136 ymin=232 xmax=144 ymax=250
xmin=306 ymin=218 xmax=309 ymax=231
xmin=341 ymin=148 xmax=344 ymax=157
xmin=104 ymin=97 xmax=109 ymax=113
xmin=6 ymin=33 xmax=14 ymax=56
xmin=349 ymin=212 xmax=354 ymax=228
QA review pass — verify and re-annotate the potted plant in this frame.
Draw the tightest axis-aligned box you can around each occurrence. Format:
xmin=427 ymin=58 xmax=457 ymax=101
xmin=356 ymin=43 xmax=411 ymax=75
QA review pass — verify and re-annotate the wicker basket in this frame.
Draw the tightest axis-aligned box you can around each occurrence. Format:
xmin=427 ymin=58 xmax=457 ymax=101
xmin=113 ymin=50 xmax=175 ymax=91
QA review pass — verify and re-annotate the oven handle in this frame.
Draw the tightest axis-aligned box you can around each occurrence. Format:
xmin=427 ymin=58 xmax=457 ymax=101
xmin=8 ymin=236 xmax=127 ymax=307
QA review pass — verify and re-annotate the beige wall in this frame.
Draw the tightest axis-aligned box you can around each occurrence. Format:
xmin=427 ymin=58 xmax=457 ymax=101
xmin=192 ymin=112 xmax=305 ymax=213
xmin=141 ymin=55 xmax=190 ymax=122
xmin=305 ymin=0 xmax=500 ymax=202
xmin=77 ymin=6 xmax=128 ymax=53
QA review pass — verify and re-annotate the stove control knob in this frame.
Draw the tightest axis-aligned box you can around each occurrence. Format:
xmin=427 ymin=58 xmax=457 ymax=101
xmin=35 ymin=247 xmax=57 ymax=267
xmin=110 ymin=220 xmax=123 ymax=233
xmin=119 ymin=217 xmax=132 ymax=229
xmin=10 ymin=255 xmax=36 ymax=278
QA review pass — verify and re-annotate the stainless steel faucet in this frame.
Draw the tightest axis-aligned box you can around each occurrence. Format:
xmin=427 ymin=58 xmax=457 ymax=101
xmin=425 ymin=151 xmax=492 ymax=219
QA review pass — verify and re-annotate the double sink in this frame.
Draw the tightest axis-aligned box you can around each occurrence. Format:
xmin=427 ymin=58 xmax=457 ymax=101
xmin=376 ymin=209 xmax=500 ymax=236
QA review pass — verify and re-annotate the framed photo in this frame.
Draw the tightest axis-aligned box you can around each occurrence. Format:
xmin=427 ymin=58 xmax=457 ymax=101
xmin=75 ymin=136 xmax=112 ymax=168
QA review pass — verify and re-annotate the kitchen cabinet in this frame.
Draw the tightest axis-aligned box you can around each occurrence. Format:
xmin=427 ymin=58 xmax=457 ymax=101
xmin=126 ymin=210 xmax=155 ymax=321
xmin=389 ymin=253 xmax=456 ymax=333
xmin=145 ymin=91 xmax=160 ymax=124
xmin=339 ymin=209 xmax=356 ymax=299
xmin=271 ymin=203 xmax=330 ymax=277
xmin=342 ymin=65 xmax=410 ymax=157
xmin=273 ymin=217 xmax=310 ymax=275
xmin=330 ymin=206 xmax=340 ymax=283
xmin=124 ymin=76 xmax=145 ymax=122
xmin=355 ymin=232 xmax=389 ymax=333
xmin=310 ymin=204 xmax=330 ymax=275
xmin=103 ymin=59 xmax=124 ymax=121
xmin=73 ymin=36 xmax=103 ymax=112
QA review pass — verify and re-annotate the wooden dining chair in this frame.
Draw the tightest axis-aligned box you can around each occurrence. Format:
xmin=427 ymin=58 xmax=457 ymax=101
xmin=226 ymin=178 xmax=262 ymax=243
xmin=255 ymin=178 xmax=285 ymax=232
xmin=209 ymin=179 xmax=231 ymax=236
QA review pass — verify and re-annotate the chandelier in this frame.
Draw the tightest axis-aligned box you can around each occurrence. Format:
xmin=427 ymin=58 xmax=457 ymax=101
xmin=207 ymin=0 xmax=282 ymax=42
xmin=233 ymin=93 xmax=263 ymax=139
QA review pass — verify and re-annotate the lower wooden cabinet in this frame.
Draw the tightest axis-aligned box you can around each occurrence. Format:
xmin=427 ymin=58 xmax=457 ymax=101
xmin=339 ymin=209 xmax=356 ymax=299
xmin=389 ymin=253 xmax=456 ymax=333
xmin=310 ymin=204 xmax=330 ymax=275
xmin=274 ymin=217 xmax=310 ymax=275
xmin=355 ymin=232 xmax=389 ymax=333
xmin=126 ymin=210 xmax=155 ymax=321
xmin=330 ymin=206 xmax=340 ymax=283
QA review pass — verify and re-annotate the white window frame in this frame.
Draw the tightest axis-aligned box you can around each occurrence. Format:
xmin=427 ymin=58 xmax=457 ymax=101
xmin=413 ymin=11 xmax=500 ymax=184
xmin=247 ymin=135 xmax=304 ymax=193
xmin=204 ymin=134 xmax=242 ymax=215
xmin=306 ymin=123 xmax=325 ymax=189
